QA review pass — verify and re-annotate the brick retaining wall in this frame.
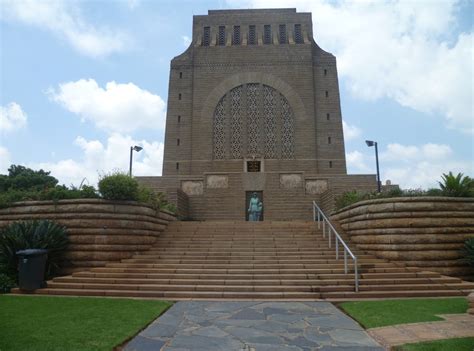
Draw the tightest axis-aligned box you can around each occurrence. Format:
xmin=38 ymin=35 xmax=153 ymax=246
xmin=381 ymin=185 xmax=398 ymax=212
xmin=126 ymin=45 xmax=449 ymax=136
xmin=0 ymin=199 xmax=176 ymax=273
xmin=332 ymin=197 xmax=474 ymax=278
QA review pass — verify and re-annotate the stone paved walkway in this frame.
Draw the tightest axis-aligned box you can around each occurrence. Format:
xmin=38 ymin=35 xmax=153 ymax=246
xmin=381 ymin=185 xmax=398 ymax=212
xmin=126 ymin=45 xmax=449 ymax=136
xmin=368 ymin=313 xmax=474 ymax=348
xmin=124 ymin=301 xmax=384 ymax=351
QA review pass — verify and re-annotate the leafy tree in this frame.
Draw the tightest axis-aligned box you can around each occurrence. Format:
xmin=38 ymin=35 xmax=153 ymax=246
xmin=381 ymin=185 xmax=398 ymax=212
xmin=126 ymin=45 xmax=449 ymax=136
xmin=0 ymin=165 xmax=58 ymax=192
xmin=438 ymin=172 xmax=473 ymax=197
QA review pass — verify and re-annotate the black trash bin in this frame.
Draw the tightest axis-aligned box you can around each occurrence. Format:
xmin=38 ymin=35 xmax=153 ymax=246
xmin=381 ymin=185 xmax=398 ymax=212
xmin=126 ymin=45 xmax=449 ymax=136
xmin=16 ymin=249 xmax=48 ymax=291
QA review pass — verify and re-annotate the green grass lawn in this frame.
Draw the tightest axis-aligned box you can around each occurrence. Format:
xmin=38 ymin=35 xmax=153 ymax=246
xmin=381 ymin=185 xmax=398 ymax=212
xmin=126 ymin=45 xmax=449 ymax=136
xmin=339 ymin=298 xmax=468 ymax=329
xmin=394 ymin=337 xmax=474 ymax=351
xmin=0 ymin=295 xmax=172 ymax=351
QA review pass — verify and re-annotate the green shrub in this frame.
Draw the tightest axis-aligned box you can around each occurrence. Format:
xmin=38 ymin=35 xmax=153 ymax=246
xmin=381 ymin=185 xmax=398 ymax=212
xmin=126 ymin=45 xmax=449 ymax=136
xmin=0 ymin=273 xmax=16 ymax=293
xmin=426 ymin=188 xmax=443 ymax=196
xmin=161 ymin=202 xmax=177 ymax=214
xmin=460 ymin=238 xmax=474 ymax=267
xmin=80 ymin=185 xmax=99 ymax=198
xmin=438 ymin=172 xmax=474 ymax=197
xmin=335 ymin=190 xmax=364 ymax=209
xmin=0 ymin=220 xmax=69 ymax=281
xmin=98 ymin=172 xmax=139 ymax=201
xmin=136 ymin=185 xmax=161 ymax=209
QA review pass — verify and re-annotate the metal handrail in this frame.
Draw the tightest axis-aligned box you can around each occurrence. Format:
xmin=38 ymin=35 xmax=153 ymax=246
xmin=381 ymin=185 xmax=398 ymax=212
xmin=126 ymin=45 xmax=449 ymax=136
xmin=312 ymin=201 xmax=359 ymax=292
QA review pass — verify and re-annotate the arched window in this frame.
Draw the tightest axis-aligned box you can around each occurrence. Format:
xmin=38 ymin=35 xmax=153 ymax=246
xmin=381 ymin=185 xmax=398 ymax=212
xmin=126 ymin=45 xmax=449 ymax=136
xmin=213 ymin=83 xmax=294 ymax=160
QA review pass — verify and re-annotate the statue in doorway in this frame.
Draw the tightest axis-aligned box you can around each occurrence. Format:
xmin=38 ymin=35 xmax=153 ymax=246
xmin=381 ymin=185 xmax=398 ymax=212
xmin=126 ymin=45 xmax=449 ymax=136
xmin=248 ymin=192 xmax=263 ymax=221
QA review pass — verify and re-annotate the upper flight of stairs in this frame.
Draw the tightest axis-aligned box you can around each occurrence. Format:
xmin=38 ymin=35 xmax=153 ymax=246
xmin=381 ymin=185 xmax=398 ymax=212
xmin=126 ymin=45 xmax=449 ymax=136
xmin=17 ymin=221 xmax=474 ymax=300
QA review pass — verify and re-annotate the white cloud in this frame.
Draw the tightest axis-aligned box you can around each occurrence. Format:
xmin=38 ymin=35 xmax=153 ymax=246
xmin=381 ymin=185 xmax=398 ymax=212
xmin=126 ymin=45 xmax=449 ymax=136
xmin=127 ymin=0 xmax=140 ymax=10
xmin=347 ymin=142 xmax=472 ymax=189
xmin=342 ymin=121 xmax=361 ymax=141
xmin=31 ymin=134 xmax=164 ymax=186
xmin=381 ymin=143 xmax=453 ymax=161
xmin=346 ymin=150 xmax=370 ymax=172
xmin=0 ymin=146 xmax=11 ymax=174
xmin=228 ymin=0 xmax=473 ymax=134
xmin=380 ymin=143 xmax=471 ymax=188
xmin=0 ymin=102 xmax=28 ymax=133
xmin=1 ymin=0 xmax=128 ymax=58
xmin=49 ymin=79 xmax=166 ymax=133
xmin=182 ymin=35 xmax=192 ymax=47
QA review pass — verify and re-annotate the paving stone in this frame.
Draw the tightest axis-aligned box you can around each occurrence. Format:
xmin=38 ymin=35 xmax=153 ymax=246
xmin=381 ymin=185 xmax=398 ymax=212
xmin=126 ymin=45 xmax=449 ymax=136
xmin=125 ymin=301 xmax=384 ymax=351
xmin=286 ymin=335 xmax=320 ymax=348
xmin=169 ymin=335 xmax=244 ymax=350
xmin=141 ymin=323 xmax=179 ymax=338
xmin=303 ymin=328 xmax=334 ymax=345
xmin=247 ymin=343 xmax=303 ymax=351
xmin=263 ymin=307 xmax=289 ymax=315
xmin=328 ymin=329 xmax=381 ymax=347
xmin=225 ymin=326 xmax=280 ymax=339
xmin=231 ymin=308 xmax=267 ymax=320
xmin=191 ymin=326 xmax=229 ymax=338
xmin=124 ymin=336 xmax=165 ymax=351
xmin=269 ymin=313 xmax=305 ymax=323
xmin=306 ymin=315 xmax=362 ymax=330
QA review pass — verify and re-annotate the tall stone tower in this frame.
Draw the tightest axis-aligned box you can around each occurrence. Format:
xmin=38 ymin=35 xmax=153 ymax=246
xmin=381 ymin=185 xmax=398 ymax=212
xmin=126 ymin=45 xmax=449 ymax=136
xmin=138 ymin=9 xmax=376 ymax=220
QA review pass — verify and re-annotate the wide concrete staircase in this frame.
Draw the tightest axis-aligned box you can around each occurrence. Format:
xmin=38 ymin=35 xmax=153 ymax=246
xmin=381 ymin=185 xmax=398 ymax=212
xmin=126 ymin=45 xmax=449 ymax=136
xmin=25 ymin=221 xmax=474 ymax=299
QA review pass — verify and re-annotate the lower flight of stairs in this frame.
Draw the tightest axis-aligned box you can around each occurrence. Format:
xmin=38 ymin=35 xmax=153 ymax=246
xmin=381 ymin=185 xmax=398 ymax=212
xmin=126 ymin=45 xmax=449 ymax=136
xmin=15 ymin=221 xmax=474 ymax=299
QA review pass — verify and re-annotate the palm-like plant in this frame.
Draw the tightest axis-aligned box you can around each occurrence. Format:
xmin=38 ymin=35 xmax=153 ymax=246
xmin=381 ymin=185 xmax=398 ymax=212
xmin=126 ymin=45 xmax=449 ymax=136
xmin=438 ymin=172 xmax=473 ymax=197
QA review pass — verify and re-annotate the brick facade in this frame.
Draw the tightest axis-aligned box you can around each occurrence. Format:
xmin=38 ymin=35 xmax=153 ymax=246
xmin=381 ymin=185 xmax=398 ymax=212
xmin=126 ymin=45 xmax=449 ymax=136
xmin=137 ymin=9 xmax=377 ymax=220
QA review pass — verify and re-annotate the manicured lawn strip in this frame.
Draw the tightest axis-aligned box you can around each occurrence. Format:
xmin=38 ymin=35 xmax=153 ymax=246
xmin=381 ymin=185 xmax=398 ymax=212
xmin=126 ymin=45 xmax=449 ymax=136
xmin=339 ymin=298 xmax=468 ymax=329
xmin=0 ymin=295 xmax=172 ymax=351
xmin=394 ymin=337 xmax=474 ymax=351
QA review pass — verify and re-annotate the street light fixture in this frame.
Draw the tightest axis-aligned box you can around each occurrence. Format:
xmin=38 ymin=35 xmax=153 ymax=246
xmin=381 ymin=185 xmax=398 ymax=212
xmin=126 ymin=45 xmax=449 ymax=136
xmin=129 ymin=145 xmax=143 ymax=177
xmin=365 ymin=140 xmax=381 ymax=192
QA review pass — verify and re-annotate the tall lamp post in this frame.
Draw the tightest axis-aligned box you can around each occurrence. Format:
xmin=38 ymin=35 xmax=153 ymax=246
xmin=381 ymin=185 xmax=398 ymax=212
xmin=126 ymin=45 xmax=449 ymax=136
xmin=129 ymin=145 xmax=143 ymax=177
xmin=365 ymin=140 xmax=381 ymax=192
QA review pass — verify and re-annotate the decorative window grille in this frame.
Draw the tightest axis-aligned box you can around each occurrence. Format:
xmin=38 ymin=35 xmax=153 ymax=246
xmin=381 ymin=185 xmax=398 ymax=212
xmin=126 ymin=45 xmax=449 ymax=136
xmin=263 ymin=25 xmax=271 ymax=44
xmin=232 ymin=26 xmax=241 ymax=45
xmin=248 ymin=25 xmax=256 ymax=45
xmin=281 ymin=93 xmax=294 ymax=159
xmin=212 ymin=84 xmax=294 ymax=160
xmin=203 ymin=27 xmax=210 ymax=46
xmin=279 ymin=24 xmax=287 ymax=44
xmin=230 ymin=86 xmax=243 ymax=158
xmin=247 ymin=83 xmax=259 ymax=155
xmin=263 ymin=85 xmax=276 ymax=158
xmin=294 ymin=24 xmax=303 ymax=44
xmin=218 ymin=26 xmax=226 ymax=46
xmin=213 ymin=96 xmax=226 ymax=159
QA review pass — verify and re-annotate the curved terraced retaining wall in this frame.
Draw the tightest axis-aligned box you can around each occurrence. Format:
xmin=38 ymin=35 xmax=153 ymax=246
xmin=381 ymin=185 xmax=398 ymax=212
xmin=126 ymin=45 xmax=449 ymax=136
xmin=331 ymin=197 xmax=474 ymax=278
xmin=0 ymin=199 xmax=176 ymax=273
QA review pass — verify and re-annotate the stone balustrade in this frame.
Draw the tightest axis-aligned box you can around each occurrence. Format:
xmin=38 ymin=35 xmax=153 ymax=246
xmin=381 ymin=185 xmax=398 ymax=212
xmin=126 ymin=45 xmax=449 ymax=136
xmin=0 ymin=199 xmax=176 ymax=273
xmin=331 ymin=197 xmax=474 ymax=279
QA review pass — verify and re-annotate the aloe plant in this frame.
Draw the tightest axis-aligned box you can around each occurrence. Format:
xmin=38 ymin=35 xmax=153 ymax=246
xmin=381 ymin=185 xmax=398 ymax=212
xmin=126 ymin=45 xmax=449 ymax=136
xmin=460 ymin=238 xmax=474 ymax=267
xmin=0 ymin=220 xmax=69 ymax=281
xmin=438 ymin=172 xmax=473 ymax=197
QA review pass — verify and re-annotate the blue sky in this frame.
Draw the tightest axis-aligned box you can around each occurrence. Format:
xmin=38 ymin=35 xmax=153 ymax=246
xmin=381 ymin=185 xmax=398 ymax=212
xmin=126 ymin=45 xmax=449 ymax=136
xmin=0 ymin=0 xmax=473 ymax=188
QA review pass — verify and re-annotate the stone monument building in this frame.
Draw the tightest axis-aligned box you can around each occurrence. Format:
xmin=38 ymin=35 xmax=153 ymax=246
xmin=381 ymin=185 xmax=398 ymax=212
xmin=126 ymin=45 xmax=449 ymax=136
xmin=138 ymin=8 xmax=376 ymax=220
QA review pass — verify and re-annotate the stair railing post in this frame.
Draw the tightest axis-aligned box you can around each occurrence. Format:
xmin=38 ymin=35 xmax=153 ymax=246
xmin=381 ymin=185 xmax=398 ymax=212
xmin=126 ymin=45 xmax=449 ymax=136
xmin=328 ymin=225 xmax=332 ymax=248
xmin=317 ymin=211 xmax=320 ymax=229
xmin=354 ymin=258 xmax=359 ymax=292
xmin=335 ymin=236 xmax=339 ymax=260
xmin=344 ymin=250 xmax=348 ymax=274
xmin=322 ymin=220 xmax=326 ymax=238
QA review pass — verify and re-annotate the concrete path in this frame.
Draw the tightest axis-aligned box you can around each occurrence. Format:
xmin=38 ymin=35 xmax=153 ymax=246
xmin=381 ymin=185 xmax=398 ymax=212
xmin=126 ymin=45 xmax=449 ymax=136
xmin=124 ymin=301 xmax=384 ymax=351
xmin=368 ymin=313 xmax=474 ymax=349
